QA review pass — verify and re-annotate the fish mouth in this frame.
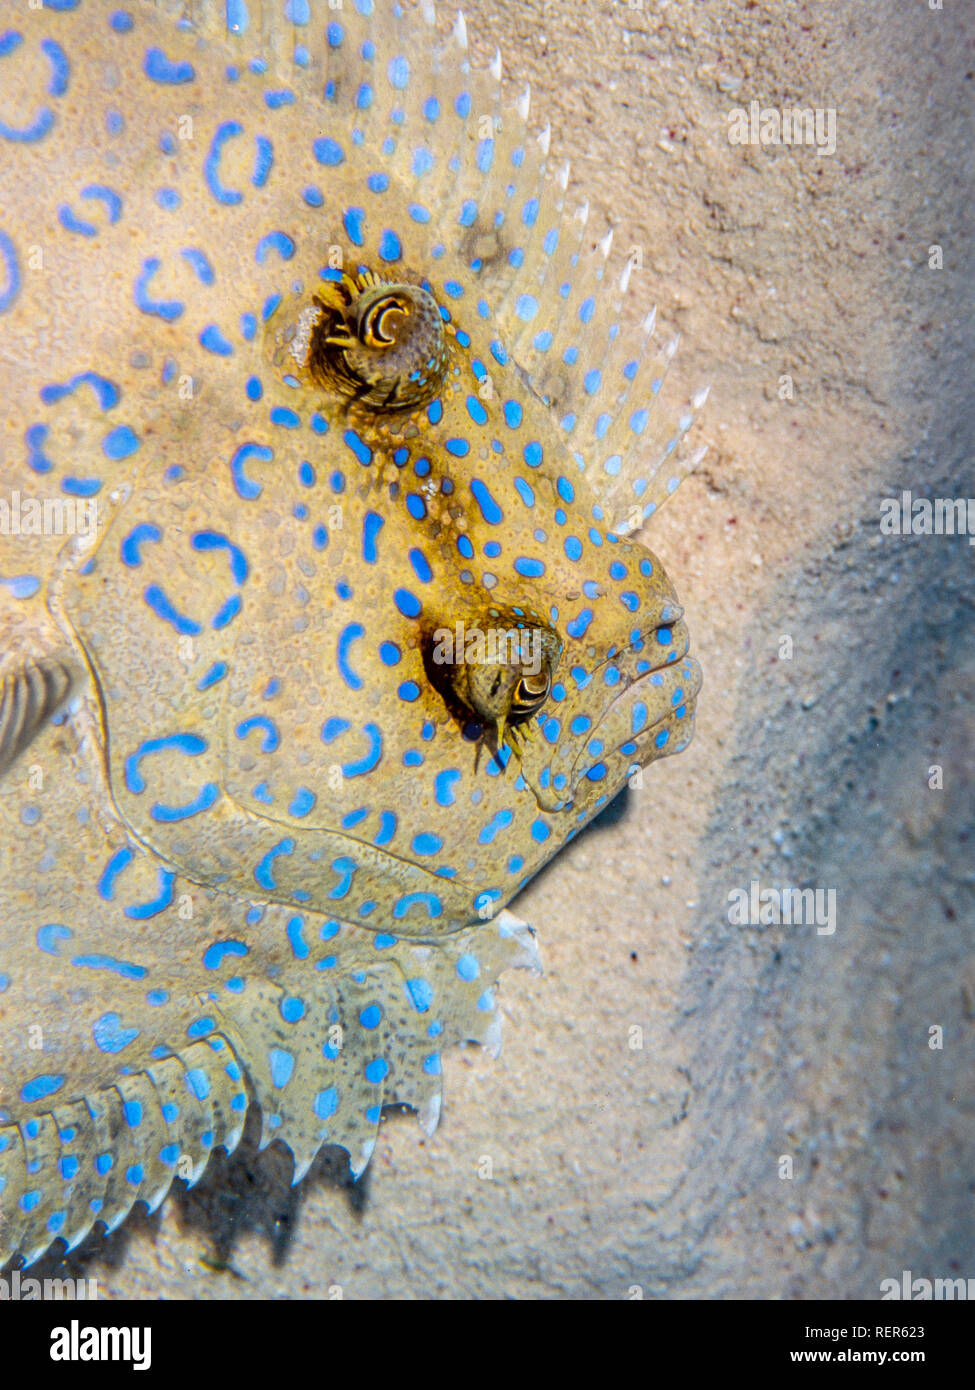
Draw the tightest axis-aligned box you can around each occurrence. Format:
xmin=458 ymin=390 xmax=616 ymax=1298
xmin=567 ymin=620 xmax=702 ymax=797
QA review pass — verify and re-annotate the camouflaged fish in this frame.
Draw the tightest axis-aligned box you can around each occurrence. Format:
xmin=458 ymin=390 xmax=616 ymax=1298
xmin=0 ymin=0 xmax=706 ymax=1269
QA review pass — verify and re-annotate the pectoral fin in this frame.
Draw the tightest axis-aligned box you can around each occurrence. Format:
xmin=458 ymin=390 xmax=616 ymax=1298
xmin=0 ymin=654 xmax=78 ymax=776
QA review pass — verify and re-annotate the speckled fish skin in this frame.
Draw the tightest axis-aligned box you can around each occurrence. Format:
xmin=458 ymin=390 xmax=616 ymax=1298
xmin=0 ymin=0 xmax=704 ymax=1267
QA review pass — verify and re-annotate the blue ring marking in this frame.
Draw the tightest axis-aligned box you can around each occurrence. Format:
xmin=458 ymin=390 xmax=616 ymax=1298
xmin=205 ymin=121 xmax=245 ymax=204
xmin=180 ymin=247 xmax=215 ymax=284
xmin=70 ymin=954 xmax=147 ymax=979
xmin=97 ymin=848 xmax=134 ymax=900
xmin=230 ymin=441 xmax=273 ymax=499
xmin=191 ymin=530 xmax=248 ymax=584
xmin=0 ymin=230 xmax=21 ymax=313
xmin=198 ymin=323 xmax=233 ymax=356
xmin=133 ymin=257 xmax=183 ymax=320
xmin=362 ymin=510 xmax=384 ymax=563
xmin=393 ymin=892 xmax=443 ymax=921
xmin=254 ymin=839 xmax=294 ymax=891
xmin=36 ymin=922 xmax=72 ymax=954
xmin=336 ymin=623 xmax=366 ymax=691
xmin=434 ymin=769 xmax=461 ymax=807
xmin=125 ymin=732 xmax=206 ymax=794
xmin=93 ymin=1013 xmax=140 ymax=1054
xmin=143 ymin=584 xmax=201 ymax=635
xmin=144 ymin=48 xmax=195 ymax=84
xmin=342 ymin=723 xmax=382 ymax=778
xmin=203 ymin=940 xmax=248 ymax=969
xmin=0 ymin=69 xmax=54 ymax=141
xmin=328 ymin=857 xmax=357 ymax=900
xmin=470 ymin=479 xmax=503 ymax=525
xmin=151 ymin=784 xmax=219 ymax=822
xmin=252 ymin=134 xmax=273 ymax=186
xmin=374 ymin=811 xmax=396 ymax=846
xmin=255 ymin=230 xmax=295 ymax=264
xmin=20 ymin=1075 xmax=65 ymax=1104
xmin=124 ymin=867 xmax=177 ymax=919
xmin=235 ymin=716 xmax=280 ymax=752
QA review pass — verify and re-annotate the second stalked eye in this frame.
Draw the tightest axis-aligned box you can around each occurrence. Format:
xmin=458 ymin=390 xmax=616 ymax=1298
xmin=304 ymin=268 xmax=448 ymax=412
xmin=425 ymin=607 xmax=563 ymax=758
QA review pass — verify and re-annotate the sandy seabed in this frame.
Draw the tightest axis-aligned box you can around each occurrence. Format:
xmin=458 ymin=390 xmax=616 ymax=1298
xmin=34 ymin=0 xmax=974 ymax=1299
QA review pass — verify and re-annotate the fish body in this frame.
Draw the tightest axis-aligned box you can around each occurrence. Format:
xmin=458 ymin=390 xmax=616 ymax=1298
xmin=0 ymin=0 xmax=703 ymax=1267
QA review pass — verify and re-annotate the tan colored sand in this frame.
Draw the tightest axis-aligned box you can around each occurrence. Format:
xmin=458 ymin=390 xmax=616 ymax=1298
xmin=37 ymin=0 xmax=973 ymax=1298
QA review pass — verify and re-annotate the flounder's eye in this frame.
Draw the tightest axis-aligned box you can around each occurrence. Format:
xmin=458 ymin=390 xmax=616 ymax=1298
xmin=305 ymin=269 xmax=447 ymax=412
xmin=425 ymin=609 xmax=563 ymax=756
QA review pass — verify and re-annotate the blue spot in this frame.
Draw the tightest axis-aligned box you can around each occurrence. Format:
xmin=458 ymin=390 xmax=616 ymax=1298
xmin=0 ymin=231 xmax=21 ymax=313
xmin=289 ymin=787 xmax=316 ymax=818
xmin=378 ymin=228 xmax=402 ymax=261
xmin=514 ymin=556 xmax=545 ymax=578
xmin=102 ymin=424 xmax=140 ymax=460
xmin=362 ymin=510 xmax=384 ymax=563
xmin=394 ymin=588 xmax=421 ymax=618
xmin=19 ymin=1073 xmax=66 ymax=1106
xmin=200 ymin=324 xmax=234 ymax=356
xmin=269 ymin=1048 xmax=294 ymax=1087
xmin=314 ymin=1088 xmax=338 ymax=1119
xmin=144 ymin=48 xmax=195 ymax=84
xmin=470 ymin=479 xmax=503 ymax=525
xmin=321 ymin=717 xmax=351 ymax=743
xmin=434 ymin=770 xmax=461 ymax=807
xmin=181 ymin=247 xmax=215 ymax=284
xmin=203 ymin=940 xmax=248 ymax=969
xmin=256 ymin=230 xmax=294 ymax=264
xmin=92 ymin=1012 xmax=139 ymax=1054
xmin=567 ymin=608 xmax=594 ymax=639
xmin=143 ymin=585 xmax=200 ymax=635
xmin=314 ymin=136 xmax=345 ymax=165
xmin=456 ymin=953 xmax=480 ymax=982
xmin=344 ymin=429 xmax=372 ymax=466
xmin=412 ymin=833 xmax=442 ymax=856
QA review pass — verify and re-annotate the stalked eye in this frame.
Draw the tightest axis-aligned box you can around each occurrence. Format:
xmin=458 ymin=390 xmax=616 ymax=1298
xmin=425 ymin=607 xmax=563 ymax=759
xmin=304 ymin=269 xmax=448 ymax=412
xmin=513 ymin=670 xmax=552 ymax=717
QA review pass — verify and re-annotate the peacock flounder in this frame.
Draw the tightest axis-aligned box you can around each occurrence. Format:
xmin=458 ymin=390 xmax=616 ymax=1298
xmin=0 ymin=0 xmax=705 ymax=1268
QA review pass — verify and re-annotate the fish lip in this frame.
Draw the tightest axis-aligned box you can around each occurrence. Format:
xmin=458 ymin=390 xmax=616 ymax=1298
xmin=567 ymin=643 xmax=701 ymax=787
